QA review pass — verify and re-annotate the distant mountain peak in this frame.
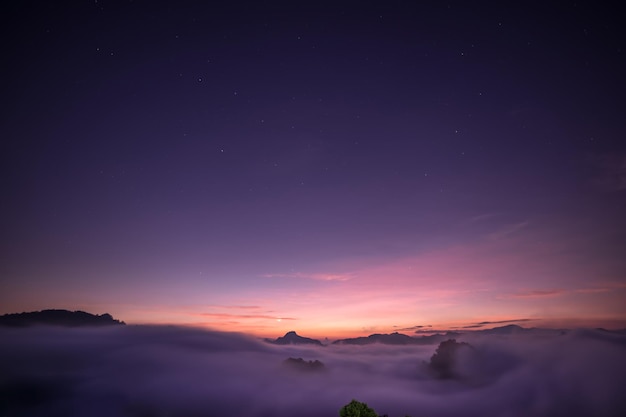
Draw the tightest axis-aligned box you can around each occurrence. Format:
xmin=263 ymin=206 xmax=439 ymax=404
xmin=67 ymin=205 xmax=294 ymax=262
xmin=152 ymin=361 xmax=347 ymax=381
xmin=265 ymin=331 xmax=323 ymax=346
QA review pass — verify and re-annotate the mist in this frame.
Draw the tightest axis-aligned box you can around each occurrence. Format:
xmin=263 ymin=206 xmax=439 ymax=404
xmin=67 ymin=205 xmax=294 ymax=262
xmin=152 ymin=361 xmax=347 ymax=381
xmin=1 ymin=326 xmax=625 ymax=417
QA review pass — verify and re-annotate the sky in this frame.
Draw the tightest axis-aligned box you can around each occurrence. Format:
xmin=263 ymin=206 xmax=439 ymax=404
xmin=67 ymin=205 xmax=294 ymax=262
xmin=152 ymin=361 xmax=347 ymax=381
xmin=1 ymin=1 xmax=625 ymax=338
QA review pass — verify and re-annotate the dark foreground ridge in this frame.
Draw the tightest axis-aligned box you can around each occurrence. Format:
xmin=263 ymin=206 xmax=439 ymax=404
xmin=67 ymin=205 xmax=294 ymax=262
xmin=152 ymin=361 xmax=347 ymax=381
xmin=265 ymin=331 xmax=323 ymax=346
xmin=0 ymin=309 xmax=125 ymax=327
xmin=282 ymin=357 xmax=326 ymax=372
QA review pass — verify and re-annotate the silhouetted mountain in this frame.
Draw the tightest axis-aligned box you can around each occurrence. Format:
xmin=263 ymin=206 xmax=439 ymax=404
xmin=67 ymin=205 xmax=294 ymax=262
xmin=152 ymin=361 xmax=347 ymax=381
xmin=476 ymin=324 xmax=567 ymax=336
xmin=282 ymin=357 xmax=326 ymax=372
xmin=333 ymin=332 xmax=414 ymax=345
xmin=341 ymin=325 xmax=575 ymax=346
xmin=333 ymin=331 xmax=461 ymax=345
xmin=265 ymin=331 xmax=323 ymax=346
xmin=597 ymin=328 xmax=626 ymax=335
xmin=478 ymin=324 xmax=526 ymax=334
xmin=0 ymin=309 xmax=125 ymax=327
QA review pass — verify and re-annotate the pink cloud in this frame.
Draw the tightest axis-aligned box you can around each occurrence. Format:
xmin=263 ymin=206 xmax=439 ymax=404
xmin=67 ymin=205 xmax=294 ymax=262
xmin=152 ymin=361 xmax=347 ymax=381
xmin=196 ymin=313 xmax=297 ymax=321
xmin=503 ymin=289 xmax=566 ymax=299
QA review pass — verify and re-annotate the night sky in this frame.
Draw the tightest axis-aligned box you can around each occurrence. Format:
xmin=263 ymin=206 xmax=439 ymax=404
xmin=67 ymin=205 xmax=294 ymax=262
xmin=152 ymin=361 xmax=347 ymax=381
xmin=2 ymin=1 xmax=625 ymax=337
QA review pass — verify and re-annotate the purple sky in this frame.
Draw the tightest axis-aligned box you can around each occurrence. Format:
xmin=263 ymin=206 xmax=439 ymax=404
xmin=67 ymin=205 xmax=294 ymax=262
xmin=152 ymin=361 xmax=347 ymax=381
xmin=2 ymin=1 xmax=625 ymax=337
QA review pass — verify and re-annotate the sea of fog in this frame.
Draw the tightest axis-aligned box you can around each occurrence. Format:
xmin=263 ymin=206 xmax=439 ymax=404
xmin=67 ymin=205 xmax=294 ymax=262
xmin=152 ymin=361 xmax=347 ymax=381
xmin=1 ymin=325 xmax=625 ymax=417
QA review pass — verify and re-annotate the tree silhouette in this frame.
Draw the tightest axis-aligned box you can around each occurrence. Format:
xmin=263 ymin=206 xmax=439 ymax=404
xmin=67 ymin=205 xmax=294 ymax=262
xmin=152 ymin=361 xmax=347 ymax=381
xmin=339 ymin=399 xmax=378 ymax=417
xmin=428 ymin=338 xmax=474 ymax=379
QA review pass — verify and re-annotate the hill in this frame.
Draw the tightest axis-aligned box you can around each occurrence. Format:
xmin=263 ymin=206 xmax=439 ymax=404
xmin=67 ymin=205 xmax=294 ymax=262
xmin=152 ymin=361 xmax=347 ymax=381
xmin=265 ymin=331 xmax=323 ymax=346
xmin=0 ymin=309 xmax=125 ymax=327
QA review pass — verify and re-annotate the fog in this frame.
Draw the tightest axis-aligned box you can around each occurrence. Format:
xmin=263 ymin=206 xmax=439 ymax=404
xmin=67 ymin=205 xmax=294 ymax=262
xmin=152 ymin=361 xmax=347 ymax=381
xmin=1 ymin=326 xmax=625 ymax=417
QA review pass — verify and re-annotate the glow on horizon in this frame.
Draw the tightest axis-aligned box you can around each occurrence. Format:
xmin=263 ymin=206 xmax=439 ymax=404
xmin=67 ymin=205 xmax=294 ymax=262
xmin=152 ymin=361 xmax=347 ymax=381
xmin=3 ymin=220 xmax=624 ymax=338
xmin=86 ymin=308 xmax=626 ymax=340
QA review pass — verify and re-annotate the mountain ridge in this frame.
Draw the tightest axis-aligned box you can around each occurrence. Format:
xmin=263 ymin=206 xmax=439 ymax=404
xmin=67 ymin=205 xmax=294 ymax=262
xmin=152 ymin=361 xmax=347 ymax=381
xmin=332 ymin=325 xmax=573 ymax=345
xmin=333 ymin=331 xmax=462 ymax=345
xmin=0 ymin=309 xmax=125 ymax=327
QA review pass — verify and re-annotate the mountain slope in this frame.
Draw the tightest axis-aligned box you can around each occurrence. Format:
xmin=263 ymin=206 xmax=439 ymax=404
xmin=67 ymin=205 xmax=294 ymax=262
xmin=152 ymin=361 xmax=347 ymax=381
xmin=265 ymin=331 xmax=323 ymax=346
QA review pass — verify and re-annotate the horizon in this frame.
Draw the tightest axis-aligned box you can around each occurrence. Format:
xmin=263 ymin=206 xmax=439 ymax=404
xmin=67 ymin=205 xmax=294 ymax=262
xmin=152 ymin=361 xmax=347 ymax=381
xmin=2 ymin=308 xmax=625 ymax=340
xmin=98 ymin=316 xmax=626 ymax=339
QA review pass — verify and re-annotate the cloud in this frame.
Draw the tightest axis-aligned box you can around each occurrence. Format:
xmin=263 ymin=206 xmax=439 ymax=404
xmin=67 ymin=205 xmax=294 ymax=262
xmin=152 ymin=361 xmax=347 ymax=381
xmin=197 ymin=313 xmax=297 ymax=321
xmin=1 ymin=326 xmax=625 ymax=417
xmin=461 ymin=319 xmax=536 ymax=329
xmin=503 ymin=289 xmax=566 ymax=299
xmin=498 ymin=283 xmax=625 ymax=302
xmin=574 ymin=282 xmax=626 ymax=294
xmin=488 ymin=221 xmax=530 ymax=240
xmin=396 ymin=324 xmax=432 ymax=331
xmin=574 ymin=288 xmax=611 ymax=294
xmin=414 ymin=329 xmax=455 ymax=334
xmin=262 ymin=272 xmax=354 ymax=282
xmin=468 ymin=213 xmax=500 ymax=223
xmin=588 ymin=153 xmax=626 ymax=192
xmin=475 ymin=319 xmax=534 ymax=325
